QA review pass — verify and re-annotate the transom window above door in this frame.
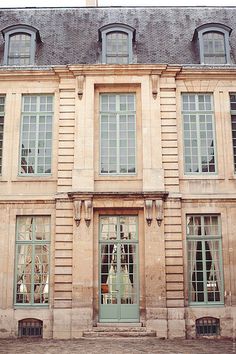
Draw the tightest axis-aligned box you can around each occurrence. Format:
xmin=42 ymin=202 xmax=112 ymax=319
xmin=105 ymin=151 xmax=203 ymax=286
xmin=100 ymin=93 xmax=136 ymax=175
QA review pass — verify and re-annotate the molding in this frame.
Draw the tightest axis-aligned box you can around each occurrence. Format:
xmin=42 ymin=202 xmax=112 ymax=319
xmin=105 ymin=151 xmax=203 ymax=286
xmin=68 ymin=191 xmax=169 ymax=200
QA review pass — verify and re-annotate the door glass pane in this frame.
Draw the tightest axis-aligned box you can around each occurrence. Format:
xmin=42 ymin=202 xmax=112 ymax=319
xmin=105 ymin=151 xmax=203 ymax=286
xmin=100 ymin=243 xmax=118 ymax=304
xmin=100 ymin=216 xmax=138 ymax=310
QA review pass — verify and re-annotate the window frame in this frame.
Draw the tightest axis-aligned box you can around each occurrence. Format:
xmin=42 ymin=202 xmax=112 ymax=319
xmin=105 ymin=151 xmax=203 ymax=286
xmin=186 ymin=214 xmax=224 ymax=306
xmin=194 ymin=24 xmax=231 ymax=65
xmin=0 ymin=95 xmax=5 ymax=175
xmin=230 ymin=93 xmax=236 ymax=174
xmin=182 ymin=93 xmax=217 ymax=175
xmin=2 ymin=25 xmax=40 ymax=66
xmin=99 ymin=24 xmax=135 ymax=64
xmin=99 ymin=92 xmax=137 ymax=175
xmin=19 ymin=94 xmax=53 ymax=176
xmin=14 ymin=216 xmax=50 ymax=307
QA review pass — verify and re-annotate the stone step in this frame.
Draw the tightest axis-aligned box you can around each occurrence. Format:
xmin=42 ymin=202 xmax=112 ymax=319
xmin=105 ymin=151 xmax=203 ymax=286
xmin=83 ymin=327 xmax=156 ymax=338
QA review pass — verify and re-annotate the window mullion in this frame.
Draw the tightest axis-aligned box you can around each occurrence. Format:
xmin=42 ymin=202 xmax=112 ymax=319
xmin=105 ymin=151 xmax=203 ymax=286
xmin=30 ymin=219 xmax=35 ymax=305
xmin=116 ymin=95 xmax=120 ymax=174
xmin=196 ymin=114 xmax=202 ymax=173
xmin=202 ymin=240 xmax=208 ymax=304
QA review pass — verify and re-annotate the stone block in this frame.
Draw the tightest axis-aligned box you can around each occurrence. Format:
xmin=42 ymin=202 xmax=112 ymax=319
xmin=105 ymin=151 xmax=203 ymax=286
xmin=146 ymin=319 xmax=167 ymax=338
xmin=53 ymin=309 xmax=71 ymax=339
xmin=168 ymin=319 xmax=185 ymax=339
xmin=168 ymin=308 xmax=185 ymax=320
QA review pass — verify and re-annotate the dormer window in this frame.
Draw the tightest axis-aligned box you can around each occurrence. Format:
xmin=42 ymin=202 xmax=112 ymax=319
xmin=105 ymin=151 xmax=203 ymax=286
xmin=2 ymin=25 xmax=41 ymax=65
xmin=99 ymin=24 xmax=135 ymax=64
xmin=193 ymin=23 xmax=232 ymax=65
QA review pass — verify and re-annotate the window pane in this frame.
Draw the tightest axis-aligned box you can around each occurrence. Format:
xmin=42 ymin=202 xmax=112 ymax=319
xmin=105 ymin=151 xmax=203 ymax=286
xmin=203 ymin=32 xmax=226 ymax=64
xmin=8 ymin=33 xmax=32 ymax=65
xmin=100 ymin=94 xmax=136 ymax=175
xmin=230 ymin=94 xmax=236 ymax=173
xmin=187 ymin=215 xmax=223 ymax=305
xmin=20 ymin=95 xmax=53 ymax=175
xmin=182 ymin=94 xmax=216 ymax=174
xmin=15 ymin=216 xmax=50 ymax=305
xmin=0 ymin=96 xmax=5 ymax=175
xmin=106 ymin=32 xmax=129 ymax=64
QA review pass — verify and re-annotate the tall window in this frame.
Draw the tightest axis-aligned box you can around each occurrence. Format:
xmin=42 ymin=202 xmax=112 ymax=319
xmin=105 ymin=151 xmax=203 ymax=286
xmin=20 ymin=95 xmax=53 ymax=175
xmin=15 ymin=216 xmax=50 ymax=305
xmin=182 ymin=93 xmax=216 ymax=174
xmin=99 ymin=24 xmax=135 ymax=64
xmin=0 ymin=96 xmax=5 ymax=175
xmin=194 ymin=24 xmax=231 ymax=65
xmin=2 ymin=25 xmax=40 ymax=65
xmin=230 ymin=94 xmax=236 ymax=173
xmin=100 ymin=93 xmax=136 ymax=174
xmin=187 ymin=215 xmax=224 ymax=305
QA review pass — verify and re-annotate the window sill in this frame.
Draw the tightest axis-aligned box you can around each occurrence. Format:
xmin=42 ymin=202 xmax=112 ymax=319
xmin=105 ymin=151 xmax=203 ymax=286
xmin=12 ymin=176 xmax=57 ymax=182
xmin=188 ymin=302 xmax=224 ymax=307
xmin=180 ymin=176 xmax=224 ymax=181
xmin=14 ymin=304 xmax=49 ymax=308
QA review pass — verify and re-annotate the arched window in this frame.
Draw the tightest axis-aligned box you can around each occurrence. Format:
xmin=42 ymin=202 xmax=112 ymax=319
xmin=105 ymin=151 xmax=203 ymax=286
xmin=2 ymin=25 xmax=41 ymax=65
xmin=99 ymin=23 xmax=135 ymax=64
xmin=193 ymin=23 xmax=232 ymax=64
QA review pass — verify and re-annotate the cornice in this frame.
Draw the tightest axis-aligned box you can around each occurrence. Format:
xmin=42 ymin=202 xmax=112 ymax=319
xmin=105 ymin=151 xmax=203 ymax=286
xmin=67 ymin=191 xmax=169 ymax=200
xmin=177 ymin=66 xmax=236 ymax=80
xmin=0 ymin=66 xmax=58 ymax=81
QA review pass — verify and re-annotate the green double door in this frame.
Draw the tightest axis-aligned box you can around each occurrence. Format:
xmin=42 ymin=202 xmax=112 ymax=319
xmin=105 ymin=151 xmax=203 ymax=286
xmin=99 ymin=216 xmax=139 ymax=322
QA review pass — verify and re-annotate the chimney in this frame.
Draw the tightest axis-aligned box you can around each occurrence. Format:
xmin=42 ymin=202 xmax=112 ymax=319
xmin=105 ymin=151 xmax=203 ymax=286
xmin=86 ymin=0 xmax=98 ymax=6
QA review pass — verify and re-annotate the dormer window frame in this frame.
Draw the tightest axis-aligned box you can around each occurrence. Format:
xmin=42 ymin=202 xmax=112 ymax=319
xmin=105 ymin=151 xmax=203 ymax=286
xmin=99 ymin=23 xmax=135 ymax=64
xmin=2 ymin=25 xmax=40 ymax=66
xmin=194 ymin=23 xmax=232 ymax=65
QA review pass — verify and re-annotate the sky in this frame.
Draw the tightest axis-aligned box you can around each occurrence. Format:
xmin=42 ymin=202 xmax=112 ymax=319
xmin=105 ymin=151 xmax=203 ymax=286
xmin=1 ymin=0 xmax=236 ymax=7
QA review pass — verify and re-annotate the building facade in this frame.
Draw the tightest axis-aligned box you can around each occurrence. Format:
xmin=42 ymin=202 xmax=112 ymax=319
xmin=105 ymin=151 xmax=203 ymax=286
xmin=0 ymin=5 xmax=236 ymax=339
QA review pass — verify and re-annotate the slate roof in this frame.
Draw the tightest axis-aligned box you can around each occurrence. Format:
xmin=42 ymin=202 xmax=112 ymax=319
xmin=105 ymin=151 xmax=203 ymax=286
xmin=0 ymin=6 xmax=236 ymax=66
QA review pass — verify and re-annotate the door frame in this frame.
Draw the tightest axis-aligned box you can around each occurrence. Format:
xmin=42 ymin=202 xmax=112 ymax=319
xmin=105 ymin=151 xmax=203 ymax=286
xmin=98 ymin=215 xmax=140 ymax=323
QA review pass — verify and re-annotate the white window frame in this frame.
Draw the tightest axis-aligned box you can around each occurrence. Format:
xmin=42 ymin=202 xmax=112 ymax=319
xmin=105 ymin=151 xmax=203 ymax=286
xmin=19 ymin=94 xmax=53 ymax=176
xmin=100 ymin=93 xmax=136 ymax=175
xmin=182 ymin=93 xmax=217 ymax=175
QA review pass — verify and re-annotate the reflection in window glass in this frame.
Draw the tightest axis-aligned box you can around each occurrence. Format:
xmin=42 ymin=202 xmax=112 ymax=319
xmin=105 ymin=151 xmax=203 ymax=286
xmin=8 ymin=33 xmax=32 ymax=65
xmin=203 ymin=32 xmax=226 ymax=64
xmin=187 ymin=215 xmax=224 ymax=305
xmin=106 ymin=32 xmax=129 ymax=64
xmin=15 ymin=216 xmax=50 ymax=305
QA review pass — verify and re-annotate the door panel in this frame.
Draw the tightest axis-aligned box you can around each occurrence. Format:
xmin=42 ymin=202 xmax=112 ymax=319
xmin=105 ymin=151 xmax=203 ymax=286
xmin=99 ymin=216 xmax=139 ymax=322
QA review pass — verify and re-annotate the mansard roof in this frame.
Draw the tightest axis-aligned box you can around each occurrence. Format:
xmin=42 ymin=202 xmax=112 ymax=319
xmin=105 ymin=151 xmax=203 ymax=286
xmin=0 ymin=6 xmax=236 ymax=66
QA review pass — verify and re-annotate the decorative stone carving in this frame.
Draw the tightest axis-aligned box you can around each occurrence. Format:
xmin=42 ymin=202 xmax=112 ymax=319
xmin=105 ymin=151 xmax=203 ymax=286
xmin=77 ymin=75 xmax=84 ymax=100
xmin=84 ymin=199 xmax=92 ymax=227
xmin=145 ymin=199 xmax=153 ymax=226
xmin=151 ymin=74 xmax=158 ymax=99
xmin=73 ymin=200 xmax=82 ymax=226
xmin=155 ymin=199 xmax=163 ymax=226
